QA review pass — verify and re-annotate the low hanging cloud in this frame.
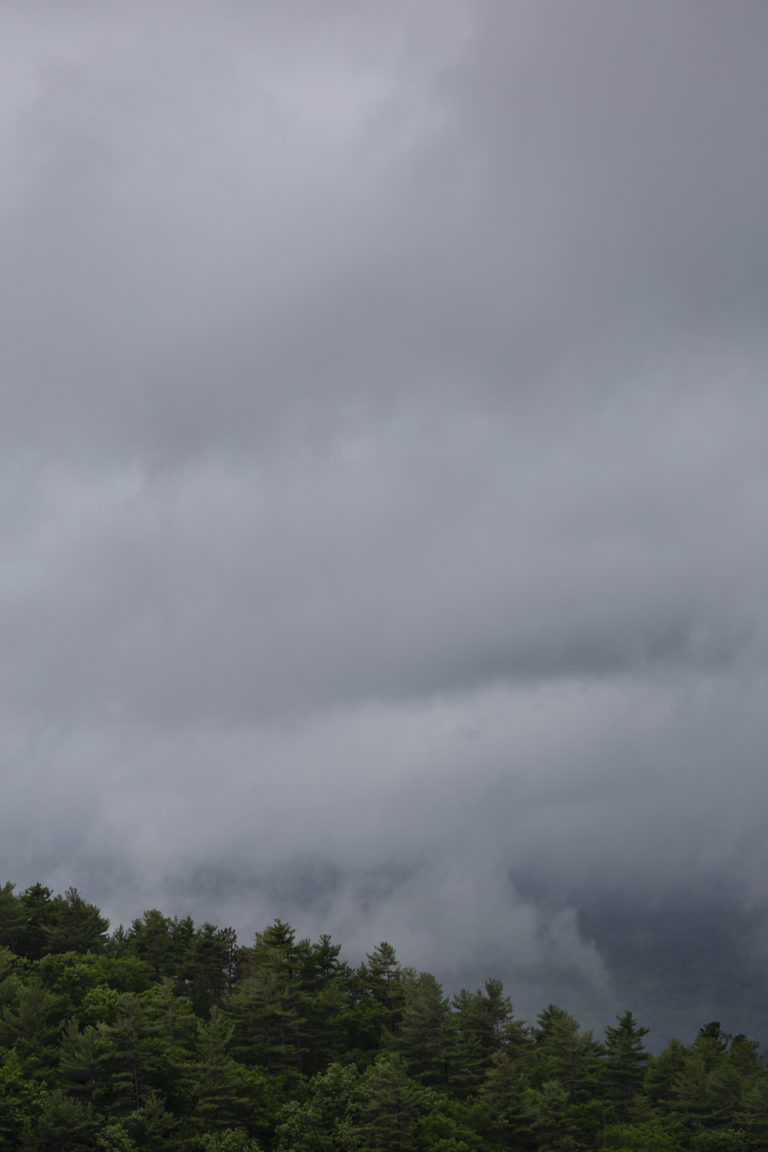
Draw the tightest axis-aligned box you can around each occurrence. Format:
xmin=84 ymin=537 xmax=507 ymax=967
xmin=2 ymin=0 xmax=768 ymax=1044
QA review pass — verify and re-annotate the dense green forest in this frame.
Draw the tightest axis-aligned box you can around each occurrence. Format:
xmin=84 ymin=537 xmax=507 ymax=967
xmin=0 ymin=881 xmax=766 ymax=1151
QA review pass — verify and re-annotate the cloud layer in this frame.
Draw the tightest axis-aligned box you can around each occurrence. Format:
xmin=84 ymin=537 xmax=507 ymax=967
xmin=2 ymin=1 xmax=768 ymax=1043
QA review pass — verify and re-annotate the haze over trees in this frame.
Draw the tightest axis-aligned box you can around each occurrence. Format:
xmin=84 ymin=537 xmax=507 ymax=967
xmin=1 ymin=881 xmax=766 ymax=1151
xmin=3 ymin=0 xmax=768 ymax=1090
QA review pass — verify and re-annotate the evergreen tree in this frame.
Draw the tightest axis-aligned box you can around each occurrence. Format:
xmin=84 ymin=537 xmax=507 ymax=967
xmin=195 ymin=1129 xmax=264 ymax=1152
xmin=396 ymin=971 xmax=454 ymax=1087
xmin=645 ymin=1037 xmax=689 ymax=1105
xmin=229 ymin=921 xmax=303 ymax=1079
xmin=127 ymin=912 xmax=176 ymax=981
xmin=360 ymin=943 xmax=404 ymax=1036
xmin=189 ymin=1007 xmax=263 ymax=1135
xmin=17 ymin=886 xmax=59 ymax=962
xmin=532 ymin=1004 xmax=602 ymax=1103
xmin=274 ymin=1061 xmax=361 ymax=1152
xmin=188 ymin=924 xmax=240 ymax=1017
xmin=352 ymin=1053 xmax=425 ymax=1152
xmin=59 ymin=1018 xmax=116 ymax=1111
xmin=124 ymin=1088 xmax=182 ymax=1152
xmin=0 ymin=883 xmax=25 ymax=956
xmin=2 ymin=876 xmax=768 ymax=1152
xmin=290 ymin=934 xmax=352 ymax=1074
xmin=0 ymin=975 xmax=61 ymax=1076
xmin=522 ymin=1077 xmax=573 ymax=1151
xmin=473 ymin=1049 xmax=529 ymax=1150
xmin=0 ymin=1048 xmax=43 ymax=1149
xmin=602 ymin=1010 xmax=650 ymax=1113
xmin=43 ymin=889 xmax=110 ymax=956
xmin=22 ymin=1087 xmax=96 ymax=1152
xmin=451 ymin=979 xmax=521 ymax=1097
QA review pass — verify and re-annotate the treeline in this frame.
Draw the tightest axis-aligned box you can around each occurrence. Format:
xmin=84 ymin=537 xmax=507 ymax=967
xmin=1 ymin=881 xmax=766 ymax=1151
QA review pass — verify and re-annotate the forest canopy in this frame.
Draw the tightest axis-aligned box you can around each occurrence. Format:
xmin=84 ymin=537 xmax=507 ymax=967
xmin=0 ymin=879 xmax=765 ymax=1151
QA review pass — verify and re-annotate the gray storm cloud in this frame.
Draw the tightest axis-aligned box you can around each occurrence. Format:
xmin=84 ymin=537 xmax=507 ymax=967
xmin=1 ymin=0 xmax=767 ymax=1043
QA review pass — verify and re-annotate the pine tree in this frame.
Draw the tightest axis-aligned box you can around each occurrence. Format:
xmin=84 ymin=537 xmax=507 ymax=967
xmin=189 ymin=1007 xmax=254 ymax=1134
xmin=43 ymin=889 xmax=110 ymax=956
xmin=451 ymin=979 xmax=520 ymax=1096
xmin=396 ymin=971 xmax=454 ymax=1087
xmin=602 ymin=1010 xmax=650 ymax=1112
xmin=353 ymin=1054 xmax=424 ymax=1152
xmin=533 ymin=1004 xmax=601 ymax=1103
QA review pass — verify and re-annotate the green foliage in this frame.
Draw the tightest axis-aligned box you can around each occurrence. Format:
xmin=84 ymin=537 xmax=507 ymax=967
xmin=196 ymin=1129 xmax=264 ymax=1151
xmin=0 ymin=882 xmax=27 ymax=955
xmin=274 ymin=1061 xmax=361 ymax=1151
xmin=473 ymin=1048 xmax=529 ymax=1146
xmin=43 ymin=888 xmax=110 ymax=956
xmin=359 ymin=942 xmax=404 ymax=1038
xmin=1 ymin=876 xmax=766 ymax=1152
xmin=523 ymin=1077 xmax=575 ymax=1150
xmin=23 ymin=1087 xmax=97 ymax=1151
xmin=0 ymin=975 xmax=61 ymax=1075
xmin=451 ymin=978 xmax=522 ymax=1097
xmin=190 ymin=1006 xmax=248 ymax=1130
xmin=396 ymin=971 xmax=455 ymax=1086
xmin=95 ymin=1121 xmax=138 ymax=1151
xmin=353 ymin=1053 xmax=427 ymax=1151
xmin=532 ymin=1004 xmax=602 ymax=1102
xmin=0 ymin=1048 xmax=45 ymax=1147
xmin=603 ymin=1011 xmax=651 ymax=1115
xmin=603 ymin=1116 xmax=688 ymax=1150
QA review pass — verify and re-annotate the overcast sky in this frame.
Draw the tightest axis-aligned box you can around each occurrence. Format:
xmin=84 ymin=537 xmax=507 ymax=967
xmin=2 ymin=0 xmax=768 ymax=1045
